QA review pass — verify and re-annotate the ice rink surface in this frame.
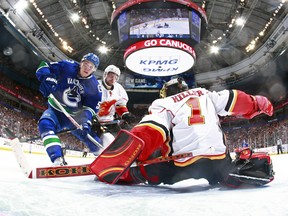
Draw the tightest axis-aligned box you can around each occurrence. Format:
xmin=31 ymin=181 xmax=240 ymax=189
xmin=0 ymin=149 xmax=287 ymax=216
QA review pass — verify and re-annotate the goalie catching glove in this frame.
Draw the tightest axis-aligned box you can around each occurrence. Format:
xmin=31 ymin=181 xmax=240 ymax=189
xmin=244 ymin=95 xmax=273 ymax=119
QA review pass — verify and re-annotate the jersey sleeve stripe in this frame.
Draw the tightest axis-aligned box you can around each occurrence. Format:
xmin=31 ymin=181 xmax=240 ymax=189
xmin=225 ymin=90 xmax=238 ymax=112
xmin=136 ymin=120 xmax=169 ymax=141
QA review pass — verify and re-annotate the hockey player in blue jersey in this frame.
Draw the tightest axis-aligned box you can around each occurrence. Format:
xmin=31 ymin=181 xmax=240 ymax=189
xmin=36 ymin=53 xmax=102 ymax=165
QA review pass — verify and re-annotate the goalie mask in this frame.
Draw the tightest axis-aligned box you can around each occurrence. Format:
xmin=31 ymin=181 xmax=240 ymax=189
xmin=160 ymin=77 xmax=188 ymax=98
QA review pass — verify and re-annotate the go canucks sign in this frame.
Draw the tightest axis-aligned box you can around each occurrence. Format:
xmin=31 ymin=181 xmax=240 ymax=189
xmin=124 ymin=39 xmax=196 ymax=76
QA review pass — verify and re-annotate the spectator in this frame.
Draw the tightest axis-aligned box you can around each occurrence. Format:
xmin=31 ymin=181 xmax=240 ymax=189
xmin=242 ymin=139 xmax=249 ymax=148
xmin=82 ymin=147 xmax=89 ymax=158
xmin=277 ymin=137 xmax=283 ymax=154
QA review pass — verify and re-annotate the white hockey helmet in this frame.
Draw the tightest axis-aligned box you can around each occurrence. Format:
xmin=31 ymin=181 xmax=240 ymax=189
xmin=160 ymin=77 xmax=188 ymax=98
xmin=103 ymin=65 xmax=121 ymax=81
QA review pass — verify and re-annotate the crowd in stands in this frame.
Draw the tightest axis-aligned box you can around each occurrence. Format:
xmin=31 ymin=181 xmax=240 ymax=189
xmin=0 ymin=103 xmax=38 ymax=140
xmin=223 ymin=116 xmax=288 ymax=152
xmin=0 ymin=72 xmax=85 ymax=151
xmin=0 ymin=73 xmax=287 ymax=154
xmin=0 ymin=74 xmax=46 ymax=108
xmin=0 ymin=103 xmax=84 ymax=151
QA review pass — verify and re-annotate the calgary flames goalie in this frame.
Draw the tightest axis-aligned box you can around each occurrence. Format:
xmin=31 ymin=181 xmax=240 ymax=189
xmin=90 ymin=77 xmax=275 ymax=188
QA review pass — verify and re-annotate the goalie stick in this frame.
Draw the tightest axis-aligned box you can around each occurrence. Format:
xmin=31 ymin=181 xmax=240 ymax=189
xmin=33 ymin=152 xmax=195 ymax=179
xmin=137 ymin=152 xmax=193 ymax=166
xmin=4 ymin=127 xmax=194 ymax=179
xmin=13 ymin=137 xmax=92 ymax=179
xmin=3 ymin=127 xmax=94 ymax=178
xmin=14 ymin=135 xmax=92 ymax=178
xmin=30 ymin=163 xmax=93 ymax=179
xmin=5 ymin=127 xmax=276 ymax=187
xmin=4 ymin=125 xmax=275 ymax=184
xmin=7 ymin=133 xmax=274 ymax=182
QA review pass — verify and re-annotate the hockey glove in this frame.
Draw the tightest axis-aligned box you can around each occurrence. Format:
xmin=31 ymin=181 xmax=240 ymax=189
xmin=122 ymin=112 xmax=136 ymax=124
xmin=255 ymin=95 xmax=273 ymax=117
xmin=80 ymin=122 xmax=92 ymax=139
xmin=39 ymin=74 xmax=58 ymax=97
xmin=244 ymin=95 xmax=273 ymax=119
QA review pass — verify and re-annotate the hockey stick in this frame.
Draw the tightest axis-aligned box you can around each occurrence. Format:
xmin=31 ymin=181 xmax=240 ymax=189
xmin=4 ymin=128 xmax=193 ymax=179
xmin=30 ymin=163 xmax=92 ymax=178
xmin=10 ymin=137 xmax=90 ymax=178
xmin=9 ymin=137 xmax=272 ymax=182
xmin=14 ymin=135 xmax=91 ymax=178
xmin=228 ymin=173 xmax=271 ymax=182
xmin=3 ymin=127 xmax=93 ymax=178
xmin=137 ymin=152 xmax=193 ymax=166
xmin=48 ymin=94 xmax=103 ymax=149
xmin=100 ymin=119 xmax=123 ymax=126
xmin=22 ymin=119 xmax=120 ymax=143
xmin=26 ymin=152 xmax=194 ymax=179
xmin=3 ymin=128 xmax=33 ymax=178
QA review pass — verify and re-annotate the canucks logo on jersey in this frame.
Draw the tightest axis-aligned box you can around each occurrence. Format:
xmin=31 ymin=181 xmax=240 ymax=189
xmin=63 ymin=86 xmax=81 ymax=107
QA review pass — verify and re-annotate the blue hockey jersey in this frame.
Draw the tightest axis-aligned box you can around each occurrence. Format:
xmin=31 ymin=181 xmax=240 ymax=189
xmin=36 ymin=59 xmax=102 ymax=121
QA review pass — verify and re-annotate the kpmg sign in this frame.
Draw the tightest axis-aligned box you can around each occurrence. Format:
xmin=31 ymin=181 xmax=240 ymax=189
xmin=124 ymin=39 xmax=196 ymax=76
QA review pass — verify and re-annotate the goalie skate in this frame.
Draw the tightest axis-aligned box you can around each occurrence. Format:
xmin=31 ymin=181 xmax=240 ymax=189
xmin=224 ymin=148 xmax=274 ymax=187
xmin=228 ymin=173 xmax=272 ymax=186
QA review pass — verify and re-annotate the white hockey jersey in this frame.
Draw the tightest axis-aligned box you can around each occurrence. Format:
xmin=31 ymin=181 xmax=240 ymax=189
xmin=97 ymin=80 xmax=129 ymax=123
xmin=139 ymin=88 xmax=238 ymax=165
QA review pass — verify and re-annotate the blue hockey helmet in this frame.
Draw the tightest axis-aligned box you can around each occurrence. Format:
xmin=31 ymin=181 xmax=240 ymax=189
xmin=81 ymin=53 xmax=99 ymax=68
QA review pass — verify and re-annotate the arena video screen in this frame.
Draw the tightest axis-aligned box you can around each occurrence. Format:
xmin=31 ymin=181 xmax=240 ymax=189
xmin=191 ymin=10 xmax=201 ymax=43
xmin=117 ymin=11 xmax=129 ymax=43
xmin=129 ymin=8 xmax=190 ymax=39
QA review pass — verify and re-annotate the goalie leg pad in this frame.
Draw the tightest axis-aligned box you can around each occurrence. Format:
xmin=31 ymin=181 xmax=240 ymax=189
xmin=90 ymin=130 xmax=144 ymax=184
xmin=224 ymin=150 xmax=274 ymax=187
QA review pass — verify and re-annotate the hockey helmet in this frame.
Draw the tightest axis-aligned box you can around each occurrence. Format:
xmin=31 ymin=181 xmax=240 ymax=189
xmin=81 ymin=53 xmax=99 ymax=68
xmin=103 ymin=65 xmax=121 ymax=81
xmin=160 ymin=77 xmax=188 ymax=98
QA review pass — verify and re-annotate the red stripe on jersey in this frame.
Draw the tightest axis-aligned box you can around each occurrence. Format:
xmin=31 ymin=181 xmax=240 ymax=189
xmin=131 ymin=122 xmax=170 ymax=161
xmin=227 ymin=90 xmax=258 ymax=118
xmin=174 ymin=153 xmax=227 ymax=167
